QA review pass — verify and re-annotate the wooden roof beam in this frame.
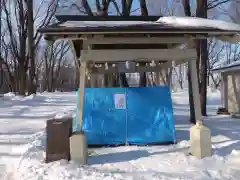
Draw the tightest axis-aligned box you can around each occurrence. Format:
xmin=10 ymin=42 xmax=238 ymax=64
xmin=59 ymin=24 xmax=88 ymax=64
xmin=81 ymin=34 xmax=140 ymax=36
xmin=86 ymin=37 xmax=193 ymax=44
xmin=81 ymin=48 xmax=197 ymax=62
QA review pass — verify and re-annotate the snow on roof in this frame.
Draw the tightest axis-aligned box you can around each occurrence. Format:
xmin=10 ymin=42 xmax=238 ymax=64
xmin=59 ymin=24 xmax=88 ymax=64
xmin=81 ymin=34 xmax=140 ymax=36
xmin=55 ymin=16 xmax=238 ymax=30
xmin=40 ymin=17 xmax=240 ymax=34
xmin=157 ymin=16 xmax=240 ymax=31
xmin=212 ymin=60 xmax=240 ymax=73
xmin=39 ymin=16 xmax=240 ymax=45
xmin=57 ymin=16 xmax=240 ymax=32
xmin=59 ymin=20 xmax=154 ymax=28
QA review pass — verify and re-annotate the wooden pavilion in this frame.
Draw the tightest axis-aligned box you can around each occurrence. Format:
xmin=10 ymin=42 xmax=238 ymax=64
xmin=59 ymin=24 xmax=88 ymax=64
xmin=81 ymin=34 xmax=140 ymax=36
xmin=39 ymin=15 xmax=240 ymax=164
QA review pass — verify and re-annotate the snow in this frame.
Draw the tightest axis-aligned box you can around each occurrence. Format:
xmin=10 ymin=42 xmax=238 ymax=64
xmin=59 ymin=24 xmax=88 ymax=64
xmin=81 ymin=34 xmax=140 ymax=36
xmin=0 ymin=89 xmax=240 ymax=180
xmin=59 ymin=16 xmax=240 ymax=32
xmin=60 ymin=20 xmax=154 ymax=28
xmin=157 ymin=16 xmax=240 ymax=31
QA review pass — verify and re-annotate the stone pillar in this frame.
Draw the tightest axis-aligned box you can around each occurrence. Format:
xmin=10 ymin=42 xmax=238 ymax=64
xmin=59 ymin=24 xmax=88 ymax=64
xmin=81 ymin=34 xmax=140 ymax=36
xmin=189 ymin=59 xmax=212 ymax=159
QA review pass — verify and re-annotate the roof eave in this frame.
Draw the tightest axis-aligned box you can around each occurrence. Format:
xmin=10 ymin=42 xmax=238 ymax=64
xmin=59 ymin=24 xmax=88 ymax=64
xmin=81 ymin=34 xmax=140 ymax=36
xmin=38 ymin=27 xmax=238 ymax=35
xmin=212 ymin=64 xmax=240 ymax=73
xmin=55 ymin=15 xmax=162 ymax=22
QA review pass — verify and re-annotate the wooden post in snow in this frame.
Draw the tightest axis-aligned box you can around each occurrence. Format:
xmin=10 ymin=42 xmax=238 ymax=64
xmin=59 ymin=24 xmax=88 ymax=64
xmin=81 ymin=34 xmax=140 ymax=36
xmin=78 ymin=59 xmax=87 ymax=130
xmin=69 ymin=42 xmax=88 ymax=165
xmin=189 ymin=59 xmax=212 ymax=158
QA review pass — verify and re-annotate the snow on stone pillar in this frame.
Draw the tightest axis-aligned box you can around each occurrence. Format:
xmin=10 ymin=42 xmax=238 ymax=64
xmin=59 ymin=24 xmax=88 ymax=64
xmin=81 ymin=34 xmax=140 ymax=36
xmin=189 ymin=59 xmax=212 ymax=159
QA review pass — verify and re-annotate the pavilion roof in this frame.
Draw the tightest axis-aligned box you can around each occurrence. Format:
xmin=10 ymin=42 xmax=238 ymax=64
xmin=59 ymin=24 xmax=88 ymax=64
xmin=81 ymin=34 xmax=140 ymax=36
xmin=38 ymin=16 xmax=240 ymax=41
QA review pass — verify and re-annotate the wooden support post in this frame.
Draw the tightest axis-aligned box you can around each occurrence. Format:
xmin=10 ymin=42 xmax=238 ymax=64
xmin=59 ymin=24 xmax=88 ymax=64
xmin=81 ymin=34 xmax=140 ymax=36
xmin=221 ymin=74 xmax=224 ymax=107
xmin=189 ymin=59 xmax=212 ymax=159
xmin=189 ymin=60 xmax=202 ymax=125
xmin=69 ymin=43 xmax=88 ymax=165
xmin=81 ymin=49 xmax=197 ymax=62
xmin=78 ymin=60 xmax=87 ymax=130
xmin=222 ymin=73 xmax=228 ymax=109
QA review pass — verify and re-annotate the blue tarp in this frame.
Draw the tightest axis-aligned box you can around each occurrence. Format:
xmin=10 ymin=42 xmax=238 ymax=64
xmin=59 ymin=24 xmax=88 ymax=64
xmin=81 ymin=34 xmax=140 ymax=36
xmin=74 ymin=87 xmax=176 ymax=145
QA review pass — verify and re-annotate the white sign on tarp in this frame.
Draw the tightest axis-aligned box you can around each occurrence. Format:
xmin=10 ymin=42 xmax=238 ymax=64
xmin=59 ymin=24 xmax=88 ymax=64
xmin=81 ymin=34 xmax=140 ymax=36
xmin=114 ymin=94 xmax=126 ymax=109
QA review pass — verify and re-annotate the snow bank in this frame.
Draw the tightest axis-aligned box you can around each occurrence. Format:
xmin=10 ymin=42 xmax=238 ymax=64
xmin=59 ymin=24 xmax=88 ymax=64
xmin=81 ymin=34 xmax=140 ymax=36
xmin=1 ymin=90 xmax=240 ymax=180
xmin=172 ymin=88 xmax=221 ymax=107
xmin=4 ymin=92 xmax=16 ymax=97
xmin=54 ymin=109 xmax=75 ymax=119
xmin=5 ymin=134 xmax=240 ymax=180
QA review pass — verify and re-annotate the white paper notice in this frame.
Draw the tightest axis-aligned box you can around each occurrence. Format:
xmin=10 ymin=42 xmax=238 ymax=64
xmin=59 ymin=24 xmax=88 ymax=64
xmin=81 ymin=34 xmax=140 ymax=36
xmin=114 ymin=94 xmax=126 ymax=109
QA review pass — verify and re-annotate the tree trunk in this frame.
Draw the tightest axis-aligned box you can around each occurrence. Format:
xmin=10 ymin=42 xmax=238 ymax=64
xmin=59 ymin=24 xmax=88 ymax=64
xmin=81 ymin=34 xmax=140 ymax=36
xmin=199 ymin=40 xmax=208 ymax=116
xmin=75 ymin=67 xmax=80 ymax=89
xmin=0 ymin=0 xmax=2 ymax=90
xmin=139 ymin=0 xmax=148 ymax=87
xmin=182 ymin=0 xmax=196 ymax=124
xmin=18 ymin=63 xmax=26 ymax=95
xmin=196 ymin=0 xmax=208 ymax=116
xmin=27 ymin=0 xmax=36 ymax=95
xmin=188 ymin=64 xmax=196 ymax=123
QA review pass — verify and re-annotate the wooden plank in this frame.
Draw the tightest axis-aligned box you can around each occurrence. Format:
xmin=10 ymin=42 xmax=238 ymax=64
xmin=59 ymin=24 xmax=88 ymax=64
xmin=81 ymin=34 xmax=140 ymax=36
xmin=91 ymin=43 xmax=170 ymax=50
xmin=82 ymin=49 xmax=197 ymax=62
xmin=189 ymin=59 xmax=202 ymax=124
xmin=78 ymin=60 xmax=87 ymax=130
xmin=87 ymin=37 xmax=192 ymax=44
xmin=42 ymin=31 xmax=235 ymax=36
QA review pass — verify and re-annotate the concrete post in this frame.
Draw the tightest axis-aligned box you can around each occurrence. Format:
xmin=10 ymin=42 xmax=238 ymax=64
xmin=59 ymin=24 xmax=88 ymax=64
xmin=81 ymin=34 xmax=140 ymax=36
xmin=189 ymin=59 xmax=212 ymax=158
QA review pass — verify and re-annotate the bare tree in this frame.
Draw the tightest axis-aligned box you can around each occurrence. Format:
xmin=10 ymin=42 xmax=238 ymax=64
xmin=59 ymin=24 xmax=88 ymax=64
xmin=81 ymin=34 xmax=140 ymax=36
xmin=72 ymin=0 xmax=139 ymax=87
xmin=38 ymin=41 xmax=70 ymax=92
xmin=208 ymin=0 xmax=233 ymax=9
xmin=208 ymin=39 xmax=225 ymax=88
xmin=181 ymin=0 xmax=232 ymax=122
xmin=200 ymin=0 xmax=233 ymax=115
xmin=147 ymin=0 xmax=185 ymax=88
xmin=1 ymin=0 xmax=58 ymax=95
xmin=1 ymin=0 xmax=28 ymax=95
xmin=181 ymin=0 xmax=197 ymax=123
xmin=0 ymin=0 xmax=3 ymax=89
xmin=173 ymin=64 xmax=185 ymax=89
xmin=1 ymin=32 xmax=17 ymax=92
xmin=29 ymin=0 xmax=59 ymax=94
xmin=227 ymin=45 xmax=240 ymax=64
xmin=66 ymin=0 xmax=128 ymax=87
xmin=26 ymin=0 xmax=35 ymax=94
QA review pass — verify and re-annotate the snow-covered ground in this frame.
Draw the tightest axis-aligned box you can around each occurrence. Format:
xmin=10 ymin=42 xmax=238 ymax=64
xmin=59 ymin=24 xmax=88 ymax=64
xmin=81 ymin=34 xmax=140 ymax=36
xmin=0 ymin=89 xmax=240 ymax=180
